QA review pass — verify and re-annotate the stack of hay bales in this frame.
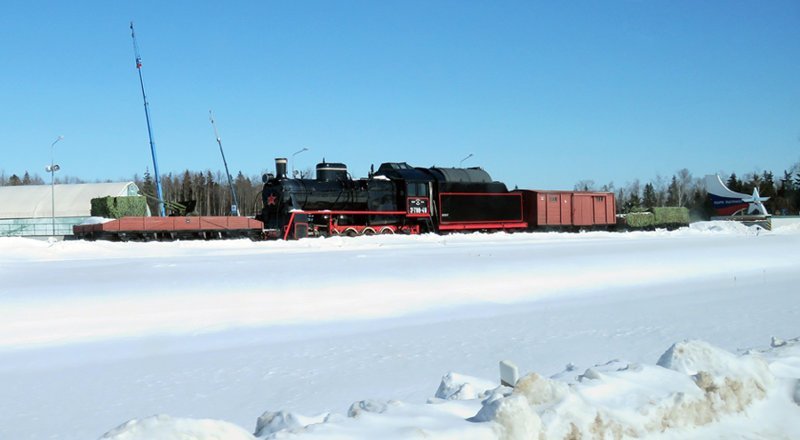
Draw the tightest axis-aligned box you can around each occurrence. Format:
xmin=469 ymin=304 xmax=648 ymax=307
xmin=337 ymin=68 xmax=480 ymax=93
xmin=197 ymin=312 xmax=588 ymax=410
xmin=90 ymin=196 xmax=148 ymax=219
xmin=624 ymin=207 xmax=690 ymax=230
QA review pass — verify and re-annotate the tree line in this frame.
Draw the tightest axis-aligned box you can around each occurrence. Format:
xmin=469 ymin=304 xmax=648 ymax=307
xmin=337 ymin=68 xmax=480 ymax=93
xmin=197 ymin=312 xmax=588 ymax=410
xmin=4 ymin=160 xmax=800 ymax=218
xmin=576 ymin=161 xmax=800 ymax=219
xmin=0 ymin=168 xmax=266 ymax=217
xmin=134 ymin=169 xmax=264 ymax=216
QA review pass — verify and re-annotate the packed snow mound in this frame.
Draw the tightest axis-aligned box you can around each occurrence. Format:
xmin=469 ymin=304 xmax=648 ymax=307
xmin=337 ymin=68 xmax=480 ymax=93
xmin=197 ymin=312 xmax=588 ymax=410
xmin=772 ymin=221 xmax=800 ymax=234
xmin=689 ymin=221 xmax=765 ymax=235
xmin=251 ymin=400 xmax=494 ymax=439
xmin=99 ymin=414 xmax=256 ymax=440
xmin=434 ymin=372 xmax=497 ymax=401
xmin=254 ymin=410 xmax=330 ymax=437
xmin=477 ymin=339 xmax=794 ymax=440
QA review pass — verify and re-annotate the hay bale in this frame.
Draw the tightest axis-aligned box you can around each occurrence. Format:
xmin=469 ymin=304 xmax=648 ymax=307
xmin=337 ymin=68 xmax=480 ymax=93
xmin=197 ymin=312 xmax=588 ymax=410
xmin=90 ymin=196 xmax=148 ymax=219
xmin=652 ymin=207 xmax=690 ymax=226
xmin=625 ymin=212 xmax=655 ymax=228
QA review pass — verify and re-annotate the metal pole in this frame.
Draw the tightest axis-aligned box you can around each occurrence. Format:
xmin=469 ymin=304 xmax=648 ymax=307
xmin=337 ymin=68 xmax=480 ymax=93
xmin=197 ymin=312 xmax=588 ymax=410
xmin=459 ymin=153 xmax=474 ymax=167
xmin=130 ymin=22 xmax=166 ymax=217
xmin=49 ymin=136 xmax=63 ymax=236
xmin=292 ymin=147 xmax=309 ymax=177
xmin=209 ymin=110 xmax=239 ymax=216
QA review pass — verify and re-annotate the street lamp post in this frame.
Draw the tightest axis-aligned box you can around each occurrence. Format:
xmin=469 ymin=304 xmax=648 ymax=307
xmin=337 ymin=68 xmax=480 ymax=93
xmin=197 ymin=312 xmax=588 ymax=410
xmin=45 ymin=136 xmax=64 ymax=236
xmin=459 ymin=153 xmax=474 ymax=167
xmin=292 ymin=147 xmax=309 ymax=177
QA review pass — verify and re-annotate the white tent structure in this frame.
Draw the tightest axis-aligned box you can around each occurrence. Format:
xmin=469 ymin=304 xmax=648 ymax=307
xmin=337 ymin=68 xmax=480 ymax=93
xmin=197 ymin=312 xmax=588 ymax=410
xmin=0 ymin=182 xmax=147 ymax=236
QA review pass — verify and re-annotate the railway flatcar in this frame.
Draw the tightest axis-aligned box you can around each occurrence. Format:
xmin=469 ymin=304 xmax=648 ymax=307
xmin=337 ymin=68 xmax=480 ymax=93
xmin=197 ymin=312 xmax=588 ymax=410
xmin=72 ymin=216 xmax=263 ymax=241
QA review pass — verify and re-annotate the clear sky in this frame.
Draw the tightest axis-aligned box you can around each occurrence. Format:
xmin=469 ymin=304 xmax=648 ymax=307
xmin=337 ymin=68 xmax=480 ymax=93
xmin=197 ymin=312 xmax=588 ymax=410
xmin=1 ymin=1 xmax=798 ymax=190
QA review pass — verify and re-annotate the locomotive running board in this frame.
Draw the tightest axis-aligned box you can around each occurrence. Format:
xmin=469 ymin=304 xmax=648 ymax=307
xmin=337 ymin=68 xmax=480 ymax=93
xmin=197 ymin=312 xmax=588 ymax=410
xmin=283 ymin=210 xmax=409 ymax=240
xmin=438 ymin=222 xmax=528 ymax=231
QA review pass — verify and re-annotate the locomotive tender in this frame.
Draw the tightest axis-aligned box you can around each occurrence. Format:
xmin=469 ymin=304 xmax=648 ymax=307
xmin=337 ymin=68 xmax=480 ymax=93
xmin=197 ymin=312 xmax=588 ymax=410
xmin=259 ymin=157 xmax=616 ymax=240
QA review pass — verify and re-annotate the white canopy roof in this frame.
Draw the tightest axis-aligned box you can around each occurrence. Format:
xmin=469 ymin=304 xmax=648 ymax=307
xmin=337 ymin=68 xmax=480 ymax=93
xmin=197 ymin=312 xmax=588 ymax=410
xmin=0 ymin=182 xmax=143 ymax=219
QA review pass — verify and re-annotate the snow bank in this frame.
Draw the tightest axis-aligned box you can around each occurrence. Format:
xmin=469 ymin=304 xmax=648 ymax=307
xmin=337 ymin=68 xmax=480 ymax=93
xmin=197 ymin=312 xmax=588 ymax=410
xmin=433 ymin=372 xmax=497 ymax=401
xmin=476 ymin=339 xmax=797 ymax=439
xmin=97 ymin=338 xmax=800 ymax=439
xmin=254 ymin=410 xmax=330 ymax=437
xmin=688 ymin=220 xmax=765 ymax=235
xmin=78 ymin=216 xmax=114 ymax=225
xmin=772 ymin=221 xmax=800 ymax=235
xmin=99 ymin=414 xmax=256 ymax=440
xmin=248 ymin=399 xmax=494 ymax=440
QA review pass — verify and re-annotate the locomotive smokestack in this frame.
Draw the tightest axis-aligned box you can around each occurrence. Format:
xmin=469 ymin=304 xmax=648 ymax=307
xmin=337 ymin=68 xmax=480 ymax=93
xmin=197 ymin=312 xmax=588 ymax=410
xmin=275 ymin=158 xmax=288 ymax=179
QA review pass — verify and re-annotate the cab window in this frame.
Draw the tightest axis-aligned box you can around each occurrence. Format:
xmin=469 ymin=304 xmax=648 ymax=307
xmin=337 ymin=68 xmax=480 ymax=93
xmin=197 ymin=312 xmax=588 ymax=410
xmin=407 ymin=182 xmax=427 ymax=197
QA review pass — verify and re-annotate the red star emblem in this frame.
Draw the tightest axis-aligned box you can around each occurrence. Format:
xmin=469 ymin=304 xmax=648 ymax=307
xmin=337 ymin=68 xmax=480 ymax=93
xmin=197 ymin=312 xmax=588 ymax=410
xmin=267 ymin=194 xmax=277 ymax=206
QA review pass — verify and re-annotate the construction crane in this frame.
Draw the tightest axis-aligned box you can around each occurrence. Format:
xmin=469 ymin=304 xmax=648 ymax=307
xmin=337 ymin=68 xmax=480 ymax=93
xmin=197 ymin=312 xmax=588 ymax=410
xmin=209 ymin=110 xmax=240 ymax=216
xmin=130 ymin=22 xmax=166 ymax=217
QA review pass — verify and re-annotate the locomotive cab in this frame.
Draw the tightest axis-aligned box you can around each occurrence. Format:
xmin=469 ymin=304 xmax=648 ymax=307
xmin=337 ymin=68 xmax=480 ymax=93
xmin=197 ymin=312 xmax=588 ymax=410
xmin=374 ymin=162 xmax=434 ymax=223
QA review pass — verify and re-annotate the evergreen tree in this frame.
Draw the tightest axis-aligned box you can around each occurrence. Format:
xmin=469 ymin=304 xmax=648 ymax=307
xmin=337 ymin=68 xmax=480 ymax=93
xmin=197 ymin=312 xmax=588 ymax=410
xmin=727 ymin=173 xmax=741 ymax=192
xmin=181 ymin=170 xmax=193 ymax=202
xmin=653 ymin=175 xmax=668 ymax=206
xmin=141 ymin=168 xmax=158 ymax=214
xmin=626 ymin=192 xmax=641 ymax=212
xmin=193 ymin=171 xmax=207 ymax=215
xmin=666 ymin=175 xmax=679 ymax=206
xmin=234 ymin=171 xmax=249 ymax=215
xmin=757 ymin=171 xmax=776 ymax=213
xmin=615 ymin=188 xmax=626 ymax=214
xmin=642 ymin=183 xmax=657 ymax=209
xmin=8 ymin=174 xmax=21 ymax=186
xmin=22 ymin=171 xmax=31 ymax=185
xmin=780 ymin=171 xmax=794 ymax=192
xmin=206 ymin=171 xmax=217 ymax=215
xmin=741 ymin=172 xmax=760 ymax=194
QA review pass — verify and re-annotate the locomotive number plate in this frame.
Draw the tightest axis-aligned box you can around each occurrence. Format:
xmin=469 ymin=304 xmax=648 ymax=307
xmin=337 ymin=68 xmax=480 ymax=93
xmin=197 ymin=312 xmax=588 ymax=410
xmin=406 ymin=197 xmax=430 ymax=217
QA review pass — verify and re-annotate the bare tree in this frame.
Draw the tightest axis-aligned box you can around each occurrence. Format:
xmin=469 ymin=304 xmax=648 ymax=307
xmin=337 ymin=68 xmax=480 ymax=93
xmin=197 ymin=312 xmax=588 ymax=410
xmin=675 ymin=168 xmax=693 ymax=207
xmin=574 ymin=180 xmax=596 ymax=191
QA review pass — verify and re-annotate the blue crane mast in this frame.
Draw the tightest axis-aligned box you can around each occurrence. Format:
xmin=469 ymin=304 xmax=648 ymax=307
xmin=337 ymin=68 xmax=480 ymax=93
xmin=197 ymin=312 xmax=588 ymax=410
xmin=209 ymin=111 xmax=240 ymax=216
xmin=130 ymin=22 xmax=166 ymax=217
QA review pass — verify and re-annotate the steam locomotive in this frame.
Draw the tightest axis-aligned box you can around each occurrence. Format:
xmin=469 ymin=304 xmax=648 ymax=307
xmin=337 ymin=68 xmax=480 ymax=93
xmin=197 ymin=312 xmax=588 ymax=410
xmin=259 ymin=157 xmax=617 ymax=239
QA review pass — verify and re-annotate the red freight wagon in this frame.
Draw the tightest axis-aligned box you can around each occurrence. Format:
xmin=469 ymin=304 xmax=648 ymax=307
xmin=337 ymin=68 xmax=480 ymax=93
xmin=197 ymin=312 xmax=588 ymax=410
xmin=572 ymin=192 xmax=616 ymax=226
xmin=519 ymin=190 xmax=616 ymax=228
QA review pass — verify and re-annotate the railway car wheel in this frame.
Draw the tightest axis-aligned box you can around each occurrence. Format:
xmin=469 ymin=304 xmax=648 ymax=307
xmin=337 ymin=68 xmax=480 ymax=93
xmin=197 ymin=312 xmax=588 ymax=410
xmin=380 ymin=227 xmax=394 ymax=235
xmin=345 ymin=228 xmax=358 ymax=237
xmin=362 ymin=228 xmax=376 ymax=236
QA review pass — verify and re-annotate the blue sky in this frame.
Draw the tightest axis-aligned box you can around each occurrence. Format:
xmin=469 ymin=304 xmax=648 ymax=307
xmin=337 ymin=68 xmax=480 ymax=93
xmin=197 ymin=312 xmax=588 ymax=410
xmin=1 ymin=1 xmax=798 ymax=190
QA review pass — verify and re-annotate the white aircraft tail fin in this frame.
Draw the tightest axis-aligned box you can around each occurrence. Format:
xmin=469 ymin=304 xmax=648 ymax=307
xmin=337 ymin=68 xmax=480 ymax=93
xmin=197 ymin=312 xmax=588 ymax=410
xmin=704 ymin=174 xmax=769 ymax=216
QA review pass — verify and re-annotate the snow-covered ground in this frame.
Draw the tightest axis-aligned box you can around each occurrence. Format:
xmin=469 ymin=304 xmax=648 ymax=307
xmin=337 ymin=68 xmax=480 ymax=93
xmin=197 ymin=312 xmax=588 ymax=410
xmin=1 ymin=222 xmax=798 ymax=439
